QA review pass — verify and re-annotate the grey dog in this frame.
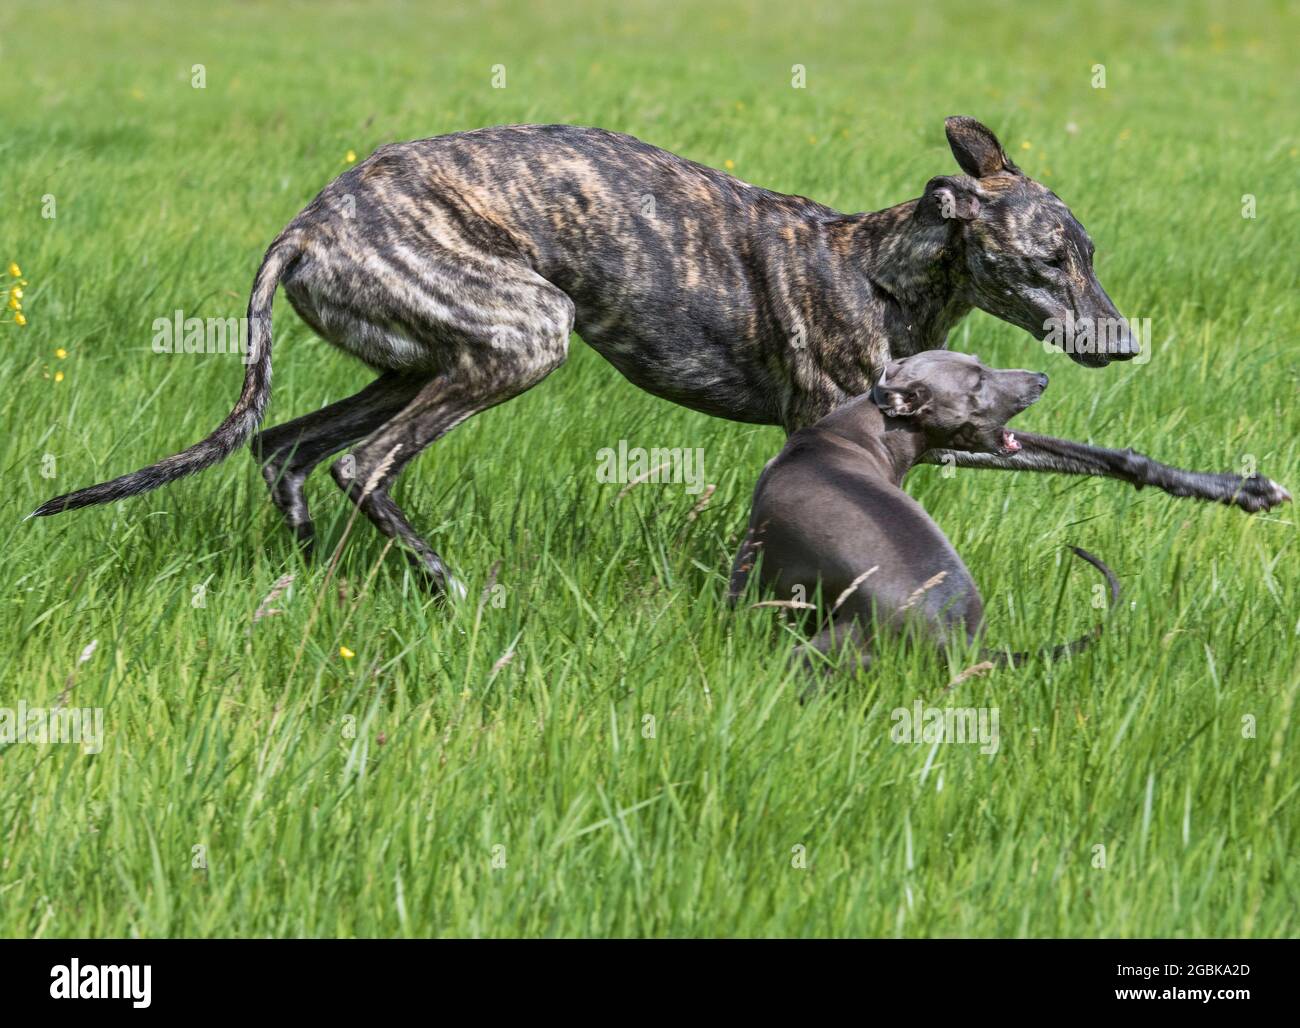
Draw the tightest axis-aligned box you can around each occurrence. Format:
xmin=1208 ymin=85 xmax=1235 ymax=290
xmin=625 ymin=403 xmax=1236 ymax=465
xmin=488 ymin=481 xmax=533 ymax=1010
xmin=32 ymin=117 xmax=1289 ymax=593
xmin=729 ymin=350 xmax=1120 ymax=671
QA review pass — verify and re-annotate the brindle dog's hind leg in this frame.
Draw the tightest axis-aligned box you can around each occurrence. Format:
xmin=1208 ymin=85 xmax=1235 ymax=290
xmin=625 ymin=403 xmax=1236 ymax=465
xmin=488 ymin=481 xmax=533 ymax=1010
xmin=328 ymin=278 xmax=575 ymax=598
xmin=252 ymin=372 xmax=429 ymax=548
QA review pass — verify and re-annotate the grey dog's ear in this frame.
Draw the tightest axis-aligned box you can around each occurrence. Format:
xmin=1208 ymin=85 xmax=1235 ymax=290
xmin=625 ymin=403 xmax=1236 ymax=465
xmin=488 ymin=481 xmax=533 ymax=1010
xmin=871 ymin=377 xmax=932 ymax=418
xmin=922 ymin=176 xmax=982 ymax=222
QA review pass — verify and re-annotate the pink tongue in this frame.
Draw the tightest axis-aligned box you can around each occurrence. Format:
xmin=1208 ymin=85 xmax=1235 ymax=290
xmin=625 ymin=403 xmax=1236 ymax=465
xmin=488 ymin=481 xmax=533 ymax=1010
xmin=1002 ymin=429 xmax=1021 ymax=452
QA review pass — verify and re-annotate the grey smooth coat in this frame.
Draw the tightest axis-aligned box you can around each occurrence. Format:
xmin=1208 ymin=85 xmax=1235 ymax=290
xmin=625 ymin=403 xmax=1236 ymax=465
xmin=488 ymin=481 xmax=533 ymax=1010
xmin=730 ymin=351 xmax=1119 ymax=670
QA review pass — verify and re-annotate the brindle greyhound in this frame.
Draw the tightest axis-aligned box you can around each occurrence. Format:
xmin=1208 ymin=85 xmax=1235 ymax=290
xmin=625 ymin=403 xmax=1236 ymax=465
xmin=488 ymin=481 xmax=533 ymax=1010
xmin=728 ymin=350 xmax=1120 ymax=672
xmin=32 ymin=117 xmax=1290 ymax=594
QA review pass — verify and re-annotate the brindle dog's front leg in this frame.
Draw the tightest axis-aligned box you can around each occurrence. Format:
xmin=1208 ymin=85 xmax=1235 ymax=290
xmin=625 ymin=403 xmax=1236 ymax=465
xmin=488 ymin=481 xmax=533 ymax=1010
xmin=924 ymin=432 xmax=1291 ymax=513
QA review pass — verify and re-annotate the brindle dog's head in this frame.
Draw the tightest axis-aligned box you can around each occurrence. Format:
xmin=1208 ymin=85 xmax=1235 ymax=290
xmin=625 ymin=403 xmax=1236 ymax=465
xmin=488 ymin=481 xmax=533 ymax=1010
xmin=918 ymin=116 xmax=1136 ymax=367
xmin=871 ymin=350 xmax=1047 ymax=455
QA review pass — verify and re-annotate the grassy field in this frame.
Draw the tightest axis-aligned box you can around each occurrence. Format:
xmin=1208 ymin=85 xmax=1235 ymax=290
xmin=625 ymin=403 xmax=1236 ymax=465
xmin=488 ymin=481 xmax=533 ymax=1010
xmin=0 ymin=0 xmax=1296 ymax=937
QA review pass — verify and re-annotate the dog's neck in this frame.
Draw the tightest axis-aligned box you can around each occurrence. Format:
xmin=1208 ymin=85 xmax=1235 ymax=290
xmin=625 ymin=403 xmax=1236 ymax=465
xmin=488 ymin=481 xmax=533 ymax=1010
xmin=835 ymin=201 xmax=973 ymax=345
xmin=815 ymin=394 xmax=931 ymax=486
xmin=778 ymin=203 xmax=974 ymax=432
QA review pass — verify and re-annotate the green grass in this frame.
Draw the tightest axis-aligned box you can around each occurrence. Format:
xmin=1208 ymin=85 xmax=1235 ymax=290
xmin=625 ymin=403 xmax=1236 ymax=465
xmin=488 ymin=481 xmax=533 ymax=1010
xmin=1 ymin=0 xmax=1297 ymax=937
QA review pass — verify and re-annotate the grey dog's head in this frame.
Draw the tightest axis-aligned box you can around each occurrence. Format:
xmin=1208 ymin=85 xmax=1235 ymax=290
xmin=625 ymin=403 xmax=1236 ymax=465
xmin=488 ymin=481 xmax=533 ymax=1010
xmin=916 ymin=116 xmax=1138 ymax=367
xmin=871 ymin=350 xmax=1046 ymax=454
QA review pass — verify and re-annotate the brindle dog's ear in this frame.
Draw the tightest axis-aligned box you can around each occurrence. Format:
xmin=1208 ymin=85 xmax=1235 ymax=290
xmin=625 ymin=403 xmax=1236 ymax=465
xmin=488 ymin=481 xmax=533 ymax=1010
xmin=944 ymin=116 xmax=1020 ymax=178
xmin=871 ymin=378 xmax=932 ymax=418
xmin=922 ymin=175 xmax=982 ymax=222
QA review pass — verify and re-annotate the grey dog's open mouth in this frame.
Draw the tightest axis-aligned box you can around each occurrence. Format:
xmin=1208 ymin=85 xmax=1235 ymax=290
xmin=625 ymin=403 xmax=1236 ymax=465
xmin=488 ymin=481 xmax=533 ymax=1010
xmin=1000 ymin=428 xmax=1021 ymax=453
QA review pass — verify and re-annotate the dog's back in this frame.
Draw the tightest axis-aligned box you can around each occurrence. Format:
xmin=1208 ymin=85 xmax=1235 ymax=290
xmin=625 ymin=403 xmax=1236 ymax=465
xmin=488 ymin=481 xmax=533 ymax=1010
xmin=729 ymin=426 xmax=983 ymax=641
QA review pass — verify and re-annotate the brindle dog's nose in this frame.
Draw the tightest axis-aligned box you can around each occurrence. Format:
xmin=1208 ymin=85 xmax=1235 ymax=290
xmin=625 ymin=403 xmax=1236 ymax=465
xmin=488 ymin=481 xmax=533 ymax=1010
xmin=1036 ymin=373 xmax=1049 ymax=389
xmin=1108 ymin=331 xmax=1140 ymax=361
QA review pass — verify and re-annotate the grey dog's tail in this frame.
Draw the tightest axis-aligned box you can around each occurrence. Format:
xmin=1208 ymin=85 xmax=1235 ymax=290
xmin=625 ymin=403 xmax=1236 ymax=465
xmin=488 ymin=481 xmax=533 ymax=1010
xmin=986 ymin=546 xmax=1121 ymax=667
xmin=28 ymin=235 xmax=300 ymax=518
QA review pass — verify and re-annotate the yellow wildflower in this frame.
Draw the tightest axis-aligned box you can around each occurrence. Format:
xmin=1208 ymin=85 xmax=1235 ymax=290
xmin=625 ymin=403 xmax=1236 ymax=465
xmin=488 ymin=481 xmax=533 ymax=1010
xmin=10 ymin=287 xmax=22 ymax=300
xmin=339 ymin=645 xmax=355 ymax=659
xmin=345 ymin=150 xmax=357 ymax=163
xmin=7 ymin=263 xmax=20 ymax=277
xmin=54 ymin=370 xmax=64 ymax=383
xmin=724 ymin=159 xmax=736 ymax=170
xmin=14 ymin=313 xmax=26 ymax=326
xmin=55 ymin=347 xmax=67 ymax=359
xmin=7 ymin=295 xmax=19 ymax=310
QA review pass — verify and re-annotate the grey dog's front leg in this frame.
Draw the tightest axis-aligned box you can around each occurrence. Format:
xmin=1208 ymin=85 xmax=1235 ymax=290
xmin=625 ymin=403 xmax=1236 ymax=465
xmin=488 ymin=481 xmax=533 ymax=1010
xmin=923 ymin=431 xmax=1291 ymax=513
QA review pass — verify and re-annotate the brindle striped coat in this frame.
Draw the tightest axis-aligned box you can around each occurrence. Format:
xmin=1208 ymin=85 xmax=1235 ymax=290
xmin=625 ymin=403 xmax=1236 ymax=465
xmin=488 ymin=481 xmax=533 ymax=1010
xmin=33 ymin=117 xmax=1289 ymax=592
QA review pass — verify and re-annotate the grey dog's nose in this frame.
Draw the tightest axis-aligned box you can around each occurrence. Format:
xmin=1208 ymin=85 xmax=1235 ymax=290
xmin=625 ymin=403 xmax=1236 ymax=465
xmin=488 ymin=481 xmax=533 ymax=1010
xmin=1036 ymin=373 xmax=1049 ymax=389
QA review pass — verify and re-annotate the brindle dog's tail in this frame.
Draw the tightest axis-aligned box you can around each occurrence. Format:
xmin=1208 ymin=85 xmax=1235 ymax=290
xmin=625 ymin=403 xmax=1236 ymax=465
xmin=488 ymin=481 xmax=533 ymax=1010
xmin=986 ymin=546 xmax=1121 ymax=667
xmin=29 ymin=235 xmax=300 ymax=518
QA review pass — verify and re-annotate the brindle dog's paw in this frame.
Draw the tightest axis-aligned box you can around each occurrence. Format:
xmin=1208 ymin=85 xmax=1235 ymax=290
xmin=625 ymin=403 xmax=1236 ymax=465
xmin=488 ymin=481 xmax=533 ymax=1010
xmin=1231 ymin=474 xmax=1292 ymax=513
xmin=427 ymin=568 xmax=469 ymax=603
